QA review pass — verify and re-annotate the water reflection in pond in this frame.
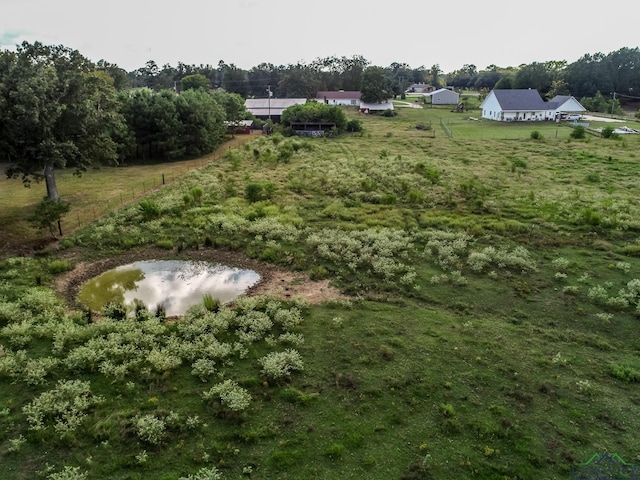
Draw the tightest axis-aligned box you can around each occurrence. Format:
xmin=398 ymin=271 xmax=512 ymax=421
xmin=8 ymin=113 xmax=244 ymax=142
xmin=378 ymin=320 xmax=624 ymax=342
xmin=78 ymin=260 xmax=261 ymax=316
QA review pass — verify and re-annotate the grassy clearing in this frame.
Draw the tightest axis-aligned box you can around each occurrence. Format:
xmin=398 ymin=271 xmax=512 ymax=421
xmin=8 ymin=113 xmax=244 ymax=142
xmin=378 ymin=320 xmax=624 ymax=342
xmin=1 ymin=107 xmax=640 ymax=479
xmin=0 ymin=135 xmax=256 ymax=252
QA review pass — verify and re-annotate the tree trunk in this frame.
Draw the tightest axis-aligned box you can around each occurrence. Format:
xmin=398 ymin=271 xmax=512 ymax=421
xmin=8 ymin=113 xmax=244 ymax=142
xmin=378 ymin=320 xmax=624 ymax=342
xmin=44 ymin=164 xmax=60 ymax=201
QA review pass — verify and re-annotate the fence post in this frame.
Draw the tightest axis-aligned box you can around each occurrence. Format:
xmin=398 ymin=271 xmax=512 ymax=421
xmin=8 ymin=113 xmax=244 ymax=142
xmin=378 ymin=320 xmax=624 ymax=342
xmin=162 ymin=174 xmax=165 ymax=185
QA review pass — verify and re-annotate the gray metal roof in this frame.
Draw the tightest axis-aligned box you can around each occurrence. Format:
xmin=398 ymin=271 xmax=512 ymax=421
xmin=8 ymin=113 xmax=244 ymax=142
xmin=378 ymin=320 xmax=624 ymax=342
xmin=244 ymin=98 xmax=307 ymax=117
xmin=245 ymin=98 xmax=307 ymax=109
xmin=316 ymin=91 xmax=361 ymax=99
xmin=492 ymin=89 xmax=547 ymax=111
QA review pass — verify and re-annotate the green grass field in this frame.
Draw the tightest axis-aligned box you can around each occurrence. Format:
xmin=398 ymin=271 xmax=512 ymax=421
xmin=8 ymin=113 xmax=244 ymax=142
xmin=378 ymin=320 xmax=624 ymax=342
xmin=1 ymin=106 xmax=640 ymax=479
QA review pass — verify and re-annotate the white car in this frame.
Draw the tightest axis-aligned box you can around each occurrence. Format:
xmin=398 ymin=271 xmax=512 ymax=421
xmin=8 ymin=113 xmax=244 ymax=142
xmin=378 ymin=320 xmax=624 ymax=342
xmin=561 ymin=113 xmax=582 ymax=121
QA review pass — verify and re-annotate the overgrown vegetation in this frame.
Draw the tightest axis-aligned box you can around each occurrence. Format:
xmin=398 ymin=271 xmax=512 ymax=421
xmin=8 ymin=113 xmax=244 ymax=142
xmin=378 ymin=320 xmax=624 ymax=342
xmin=2 ymin=105 xmax=640 ymax=479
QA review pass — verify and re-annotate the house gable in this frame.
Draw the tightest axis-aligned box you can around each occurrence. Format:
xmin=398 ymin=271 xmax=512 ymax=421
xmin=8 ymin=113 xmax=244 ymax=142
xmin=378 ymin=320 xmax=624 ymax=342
xmin=480 ymin=89 xmax=578 ymax=122
xmin=548 ymin=95 xmax=586 ymax=113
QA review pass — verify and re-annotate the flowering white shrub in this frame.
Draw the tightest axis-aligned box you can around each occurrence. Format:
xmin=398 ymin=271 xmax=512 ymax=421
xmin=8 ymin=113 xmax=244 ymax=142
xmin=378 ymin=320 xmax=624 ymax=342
xmin=147 ymin=348 xmax=182 ymax=373
xmin=22 ymin=379 xmax=103 ymax=435
xmin=1 ymin=319 xmax=34 ymax=348
xmin=18 ymin=287 xmax=65 ymax=316
xmin=98 ymin=359 xmax=134 ymax=380
xmin=595 ymin=312 xmax=614 ymax=322
xmin=22 ymin=357 xmax=60 ymax=386
xmin=0 ymin=347 xmax=26 ymax=379
xmin=191 ymin=358 xmax=217 ymax=381
xmin=202 ymin=379 xmax=251 ymax=411
xmin=551 ymin=257 xmax=570 ymax=271
xmin=587 ymin=285 xmax=609 ymax=304
xmin=615 ymin=262 xmax=631 ymax=273
xmin=273 ymin=308 xmax=303 ymax=330
xmin=562 ymin=285 xmax=580 ymax=295
xmin=201 ymin=339 xmax=233 ymax=360
xmin=64 ymin=345 xmax=105 ymax=372
xmin=278 ymin=332 xmax=305 ymax=346
xmin=235 ymin=311 xmax=273 ymax=342
xmin=47 ymin=466 xmax=88 ymax=480
xmin=423 ymin=229 xmax=473 ymax=270
xmin=7 ymin=434 xmax=26 ymax=453
xmin=258 ymin=349 xmax=304 ymax=379
xmin=178 ymin=467 xmax=223 ymax=480
xmin=246 ymin=217 xmax=301 ymax=242
xmin=133 ymin=414 xmax=166 ymax=445
xmin=185 ymin=415 xmax=201 ymax=429
xmin=307 ymin=227 xmax=416 ymax=283
xmin=0 ymin=301 xmax=31 ymax=325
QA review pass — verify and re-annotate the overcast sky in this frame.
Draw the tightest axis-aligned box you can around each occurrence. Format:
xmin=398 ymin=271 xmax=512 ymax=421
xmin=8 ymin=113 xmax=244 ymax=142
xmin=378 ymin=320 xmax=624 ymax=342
xmin=1 ymin=0 xmax=638 ymax=73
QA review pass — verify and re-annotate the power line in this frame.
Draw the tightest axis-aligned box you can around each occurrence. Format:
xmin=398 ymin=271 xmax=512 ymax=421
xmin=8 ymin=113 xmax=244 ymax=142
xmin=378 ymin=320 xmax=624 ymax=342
xmin=612 ymin=91 xmax=640 ymax=100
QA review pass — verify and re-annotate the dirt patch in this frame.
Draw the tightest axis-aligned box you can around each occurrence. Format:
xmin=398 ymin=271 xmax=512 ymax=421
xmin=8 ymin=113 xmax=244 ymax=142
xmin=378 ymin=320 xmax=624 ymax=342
xmin=55 ymin=246 xmax=349 ymax=312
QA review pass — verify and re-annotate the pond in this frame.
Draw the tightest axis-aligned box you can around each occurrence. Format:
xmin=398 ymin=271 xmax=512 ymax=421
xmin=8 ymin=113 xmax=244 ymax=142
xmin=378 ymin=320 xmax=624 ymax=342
xmin=77 ymin=260 xmax=261 ymax=316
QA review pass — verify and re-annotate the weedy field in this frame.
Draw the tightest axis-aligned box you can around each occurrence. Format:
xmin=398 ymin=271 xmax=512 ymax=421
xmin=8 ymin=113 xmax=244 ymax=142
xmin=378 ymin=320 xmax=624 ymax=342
xmin=1 ymin=105 xmax=640 ymax=479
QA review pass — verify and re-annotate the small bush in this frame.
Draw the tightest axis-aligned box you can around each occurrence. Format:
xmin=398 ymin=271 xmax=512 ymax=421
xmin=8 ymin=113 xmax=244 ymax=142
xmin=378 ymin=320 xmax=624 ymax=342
xmin=47 ymin=466 xmax=88 ymax=480
xmin=601 ymin=126 xmax=615 ymax=138
xmin=586 ymin=172 xmax=600 ymax=183
xmin=103 ymin=301 xmax=127 ymax=320
xmin=203 ymin=294 xmax=221 ymax=312
xmin=346 ymin=119 xmax=363 ymax=132
xmin=530 ymin=130 xmax=542 ymax=140
xmin=609 ymin=363 xmax=640 ymax=383
xmin=190 ymin=187 xmax=204 ymax=205
xmin=48 ymin=259 xmax=73 ymax=274
xmin=155 ymin=239 xmax=174 ymax=250
xmin=138 ymin=200 xmax=161 ymax=220
xmin=202 ymin=379 xmax=252 ymax=412
xmin=325 ymin=442 xmax=345 ymax=459
xmin=259 ymin=349 xmax=304 ymax=379
xmin=570 ymin=125 xmax=586 ymax=139
xmin=245 ymin=183 xmax=263 ymax=203
xmin=133 ymin=414 xmax=166 ymax=445
xmin=178 ymin=467 xmax=223 ymax=480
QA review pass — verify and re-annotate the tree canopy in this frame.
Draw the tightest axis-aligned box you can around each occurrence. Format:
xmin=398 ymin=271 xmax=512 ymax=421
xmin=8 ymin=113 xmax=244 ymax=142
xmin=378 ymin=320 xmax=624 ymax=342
xmin=0 ymin=42 xmax=125 ymax=200
xmin=360 ymin=66 xmax=393 ymax=103
xmin=280 ymin=102 xmax=348 ymax=132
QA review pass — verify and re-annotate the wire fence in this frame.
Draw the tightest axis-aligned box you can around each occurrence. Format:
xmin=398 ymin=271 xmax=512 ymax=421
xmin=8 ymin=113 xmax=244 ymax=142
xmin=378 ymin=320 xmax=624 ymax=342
xmin=55 ymin=134 xmax=257 ymax=238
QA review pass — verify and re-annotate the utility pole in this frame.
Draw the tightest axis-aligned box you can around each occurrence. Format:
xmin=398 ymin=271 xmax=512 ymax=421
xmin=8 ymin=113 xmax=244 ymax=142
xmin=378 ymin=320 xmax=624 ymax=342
xmin=611 ymin=92 xmax=616 ymax=117
xmin=267 ymin=84 xmax=272 ymax=120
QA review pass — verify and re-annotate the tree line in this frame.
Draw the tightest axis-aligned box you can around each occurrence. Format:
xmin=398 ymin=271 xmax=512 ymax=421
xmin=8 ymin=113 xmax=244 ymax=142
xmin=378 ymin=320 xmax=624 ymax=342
xmin=0 ymin=42 xmax=246 ymax=204
xmin=121 ymin=49 xmax=640 ymax=106
xmin=2 ymin=41 xmax=639 ymax=206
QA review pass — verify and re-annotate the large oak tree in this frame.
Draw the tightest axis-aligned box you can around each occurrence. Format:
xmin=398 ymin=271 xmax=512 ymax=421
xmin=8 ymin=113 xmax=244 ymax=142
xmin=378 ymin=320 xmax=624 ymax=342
xmin=0 ymin=42 xmax=125 ymax=200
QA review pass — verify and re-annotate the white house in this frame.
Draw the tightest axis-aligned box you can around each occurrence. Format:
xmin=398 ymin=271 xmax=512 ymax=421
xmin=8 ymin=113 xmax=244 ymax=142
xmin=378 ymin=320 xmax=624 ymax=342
xmin=425 ymin=88 xmax=460 ymax=105
xmin=480 ymin=89 xmax=587 ymax=122
xmin=316 ymin=91 xmax=361 ymax=106
xmin=244 ymin=98 xmax=307 ymax=121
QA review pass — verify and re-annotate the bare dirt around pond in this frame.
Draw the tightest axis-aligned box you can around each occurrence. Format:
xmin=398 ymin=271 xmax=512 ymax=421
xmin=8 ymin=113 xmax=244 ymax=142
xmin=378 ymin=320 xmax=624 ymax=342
xmin=55 ymin=246 xmax=350 ymax=313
